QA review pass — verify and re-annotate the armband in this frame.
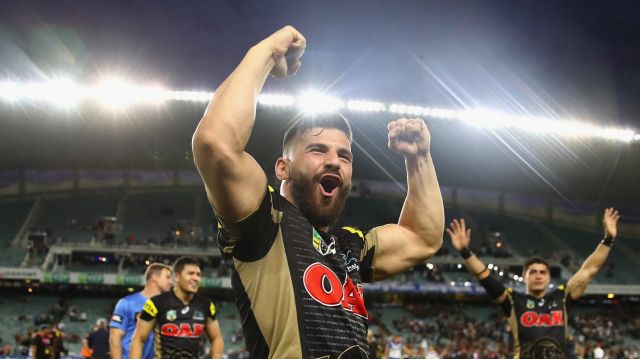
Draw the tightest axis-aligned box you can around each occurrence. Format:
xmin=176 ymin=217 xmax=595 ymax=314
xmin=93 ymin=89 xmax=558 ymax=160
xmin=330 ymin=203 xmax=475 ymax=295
xmin=478 ymin=273 xmax=507 ymax=300
xmin=459 ymin=247 xmax=473 ymax=259
xmin=601 ymin=235 xmax=614 ymax=247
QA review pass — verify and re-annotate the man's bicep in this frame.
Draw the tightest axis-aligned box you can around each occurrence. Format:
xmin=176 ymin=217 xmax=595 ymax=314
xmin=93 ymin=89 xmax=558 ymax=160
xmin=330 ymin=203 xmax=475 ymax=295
xmin=109 ymin=328 xmax=125 ymax=342
xmin=205 ymin=319 xmax=222 ymax=341
xmin=567 ymin=271 xmax=591 ymax=300
xmin=133 ymin=319 xmax=155 ymax=342
xmin=197 ymin=149 xmax=267 ymax=222
xmin=370 ymin=224 xmax=435 ymax=280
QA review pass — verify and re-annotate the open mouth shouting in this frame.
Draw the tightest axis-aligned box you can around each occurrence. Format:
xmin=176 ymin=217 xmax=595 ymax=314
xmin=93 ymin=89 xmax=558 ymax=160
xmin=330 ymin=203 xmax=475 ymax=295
xmin=319 ymin=173 xmax=342 ymax=198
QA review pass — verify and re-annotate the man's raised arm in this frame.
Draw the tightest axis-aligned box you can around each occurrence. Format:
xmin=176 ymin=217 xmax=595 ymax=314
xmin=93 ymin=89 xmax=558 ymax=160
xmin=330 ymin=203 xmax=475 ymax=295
xmin=447 ymin=219 xmax=508 ymax=304
xmin=192 ymin=26 xmax=306 ymax=221
xmin=371 ymin=118 xmax=444 ymax=279
xmin=567 ymin=208 xmax=620 ymax=300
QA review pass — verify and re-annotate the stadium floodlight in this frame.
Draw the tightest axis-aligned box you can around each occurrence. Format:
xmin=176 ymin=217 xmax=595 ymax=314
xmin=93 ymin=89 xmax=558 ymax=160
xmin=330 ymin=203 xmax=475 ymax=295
xmin=607 ymin=293 xmax=615 ymax=299
xmin=0 ymin=81 xmax=25 ymax=101
xmin=347 ymin=100 xmax=386 ymax=112
xmin=167 ymin=90 xmax=212 ymax=102
xmin=42 ymin=78 xmax=83 ymax=108
xmin=512 ymin=275 xmax=518 ymax=280
xmin=488 ymin=264 xmax=494 ymax=270
xmin=449 ymin=281 xmax=456 ymax=286
xmin=91 ymin=78 xmax=167 ymax=108
xmin=0 ymin=78 xmax=638 ymax=142
xmin=426 ymin=263 xmax=434 ymax=270
xmin=388 ymin=103 xmax=431 ymax=117
xmin=499 ymin=271 xmax=504 ymax=277
xmin=457 ymin=264 xmax=462 ymax=269
xmin=464 ymin=281 xmax=471 ymax=287
xmin=258 ymin=94 xmax=295 ymax=107
xmin=549 ymin=284 xmax=554 ymax=289
xmin=459 ymin=108 xmax=638 ymax=143
xmin=297 ymin=90 xmax=344 ymax=114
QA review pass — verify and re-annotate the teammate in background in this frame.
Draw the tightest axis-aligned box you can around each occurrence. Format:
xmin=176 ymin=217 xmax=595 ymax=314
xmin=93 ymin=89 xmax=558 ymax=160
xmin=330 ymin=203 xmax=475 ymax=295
xmin=447 ymin=208 xmax=621 ymax=359
xmin=31 ymin=324 xmax=53 ymax=359
xmin=130 ymin=256 xmax=223 ymax=359
xmin=109 ymin=263 xmax=173 ymax=359
xmin=192 ymin=25 xmax=444 ymax=357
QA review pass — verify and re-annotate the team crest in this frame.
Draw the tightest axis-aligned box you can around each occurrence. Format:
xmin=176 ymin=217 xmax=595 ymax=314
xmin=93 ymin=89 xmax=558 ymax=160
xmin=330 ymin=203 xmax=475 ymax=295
xmin=166 ymin=310 xmax=177 ymax=321
xmin=527 ymin=300 xmax=535 ymax=309
xmin=312 ymin=228 xmax=336 ymax=256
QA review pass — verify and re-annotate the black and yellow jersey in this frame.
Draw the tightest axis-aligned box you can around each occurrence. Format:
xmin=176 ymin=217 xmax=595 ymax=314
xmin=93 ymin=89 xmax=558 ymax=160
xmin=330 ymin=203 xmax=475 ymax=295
xmin=139 ymin=291 xmax=217 ymax=359
xmin=500 ymin=286 xmax=573 ymax=359
xmin=216 ymin=186 xmax=378 ymax=358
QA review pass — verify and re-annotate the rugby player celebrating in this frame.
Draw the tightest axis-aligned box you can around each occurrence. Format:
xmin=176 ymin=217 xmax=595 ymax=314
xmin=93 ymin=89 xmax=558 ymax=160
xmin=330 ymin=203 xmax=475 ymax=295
xmin=447 ymin=208 xmax=620 ymax=359
xmin=192 ymin=25 xmax=444 ymax=357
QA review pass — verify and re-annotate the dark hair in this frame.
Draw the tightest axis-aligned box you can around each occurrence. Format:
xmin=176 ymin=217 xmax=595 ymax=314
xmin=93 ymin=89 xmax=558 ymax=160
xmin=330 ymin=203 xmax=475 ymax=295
xmin=173 ymin=256 xmax=200 ymax=274
xmin=522 ymin=256 xmax=551 ymax=275
xmin=144 ymin=263 xmax=172 ymax=281
xmin=282 ymin=113 xmax=352 ymax=154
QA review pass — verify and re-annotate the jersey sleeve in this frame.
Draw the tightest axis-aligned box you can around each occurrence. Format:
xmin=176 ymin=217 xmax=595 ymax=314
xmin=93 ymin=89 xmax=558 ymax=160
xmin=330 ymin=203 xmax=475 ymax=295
xmin=341 ymin=226 xmax=379 ymax=283
xmin=109 ymin=298 xmax=129 ymax=330
xmin=499 ymin=288 xmax=515 ymax=315
xmin=208 ymin=301 xmax=217 ymax=321
xmin=138 ymin=297 xmax=159 ymax=322
xmin=215 ymin=185 xmax=281 ymax=262
xmin=559 ymin=284 xmax=575 ymax=308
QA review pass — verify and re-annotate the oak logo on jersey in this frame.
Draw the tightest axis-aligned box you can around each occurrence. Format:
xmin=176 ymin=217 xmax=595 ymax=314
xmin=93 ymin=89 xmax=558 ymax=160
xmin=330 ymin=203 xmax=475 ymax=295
xmin=166 ymin=310 xmax=177 ymax=321
xmin=303 ymin=262 xmax=367 ymax=318
xmin=312 ymin=229 xmax=336 ymax=256
xmin=520 ymin=310 xmax=564 ymax=327
xmin=160 ymin=323 xmax=204 ymax=338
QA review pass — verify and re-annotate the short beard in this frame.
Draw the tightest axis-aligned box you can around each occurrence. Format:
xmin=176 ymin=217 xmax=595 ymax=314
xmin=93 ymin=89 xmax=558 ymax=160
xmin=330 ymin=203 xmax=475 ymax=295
xmin=289 ymin=168 xmax=350 ymax=228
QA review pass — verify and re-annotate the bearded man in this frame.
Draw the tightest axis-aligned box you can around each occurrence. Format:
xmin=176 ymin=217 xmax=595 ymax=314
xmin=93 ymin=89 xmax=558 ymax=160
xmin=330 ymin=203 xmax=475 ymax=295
xmin=192 ymin=25 xmax=444 ymax=358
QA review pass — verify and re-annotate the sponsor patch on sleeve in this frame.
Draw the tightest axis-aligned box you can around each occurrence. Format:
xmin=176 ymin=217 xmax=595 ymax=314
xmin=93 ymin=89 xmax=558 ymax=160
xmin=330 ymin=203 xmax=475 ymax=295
xmin=111 ymin=314 xmax=123 ymax=324
xmin=142 ymin=299 xmax=158 ymax=318
xmin=209 ymin=302 xmax=216 ymax=317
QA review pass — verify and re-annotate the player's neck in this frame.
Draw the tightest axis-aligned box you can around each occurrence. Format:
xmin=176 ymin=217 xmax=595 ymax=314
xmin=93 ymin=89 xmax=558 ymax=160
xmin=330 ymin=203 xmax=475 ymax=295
xmin=141 ymin=284 xmax=159 ymax=298
xmin=173 ymin=287 xmax=194 ymax=304
xmin=526 ymin=289 xmax=547 ymax=299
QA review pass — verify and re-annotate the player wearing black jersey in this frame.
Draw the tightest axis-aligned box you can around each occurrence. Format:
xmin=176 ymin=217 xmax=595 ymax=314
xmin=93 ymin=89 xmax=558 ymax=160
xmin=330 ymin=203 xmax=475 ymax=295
xmin=192 ymin=26 xmax=445 ymax=357
xmin=447 ymin=208 xmax=620 ymax=359
xmin=130 ymin=257 xmax=223 ymax=359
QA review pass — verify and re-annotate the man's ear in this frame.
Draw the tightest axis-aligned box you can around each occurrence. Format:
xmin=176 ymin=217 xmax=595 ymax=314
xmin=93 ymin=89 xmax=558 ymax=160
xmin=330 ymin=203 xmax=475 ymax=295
xmin=275 ymin=157 xmax=290 ymax=181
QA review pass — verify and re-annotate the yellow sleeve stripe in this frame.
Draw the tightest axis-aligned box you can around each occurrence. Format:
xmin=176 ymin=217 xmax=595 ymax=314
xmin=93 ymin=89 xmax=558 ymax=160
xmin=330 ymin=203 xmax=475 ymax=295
xmin=142 ymin=299 xmax=158 ymax=318
xmin=209 ymin=302 xmax=216 ymax=317
xmin=268 ymin=185 xmax=275 ymax=193
xmin=342 ymin=226 xmax=364 ymax=239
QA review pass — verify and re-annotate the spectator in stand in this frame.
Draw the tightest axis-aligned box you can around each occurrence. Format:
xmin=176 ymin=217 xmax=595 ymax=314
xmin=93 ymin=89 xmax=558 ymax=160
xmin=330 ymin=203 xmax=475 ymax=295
xmin=87 ymin=319 xmax=109 ymax=359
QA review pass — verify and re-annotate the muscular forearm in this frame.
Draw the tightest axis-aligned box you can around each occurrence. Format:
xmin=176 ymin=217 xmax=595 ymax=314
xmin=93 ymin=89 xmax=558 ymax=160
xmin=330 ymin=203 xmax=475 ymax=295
xmin=194 ymin=42 xmax=275 ymax=156
xmin=398 ymin=155 xmax=444 ymax=250
xmin=211 ymin=337 xmax=223 ymax=359
xmin=464 ymin=253 xmax=489 ymax=278
xmin=129 ymin=338 xmax=144 ymax=359
xmin=579 ymin=243 xmax=611 ymax=277
xmin=109 ymin=341 xmax=122 ymax=359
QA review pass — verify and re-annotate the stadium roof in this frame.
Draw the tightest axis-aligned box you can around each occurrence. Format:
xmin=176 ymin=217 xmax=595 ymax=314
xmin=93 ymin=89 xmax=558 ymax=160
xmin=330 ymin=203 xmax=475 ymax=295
xmin=0 ymin=0 xmax=639 ymax=205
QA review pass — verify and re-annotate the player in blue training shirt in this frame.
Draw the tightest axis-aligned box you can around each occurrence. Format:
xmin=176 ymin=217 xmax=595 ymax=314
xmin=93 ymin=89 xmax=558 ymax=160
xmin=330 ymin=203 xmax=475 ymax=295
xmin=109 ymin=263 xmax=173 ymax=359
